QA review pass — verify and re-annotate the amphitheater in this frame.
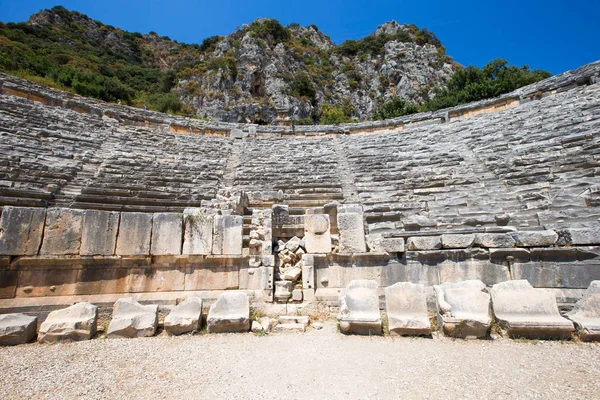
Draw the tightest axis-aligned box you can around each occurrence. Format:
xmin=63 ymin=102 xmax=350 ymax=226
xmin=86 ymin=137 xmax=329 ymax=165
xmin=1 ymin=59 xmax=600 ymax=346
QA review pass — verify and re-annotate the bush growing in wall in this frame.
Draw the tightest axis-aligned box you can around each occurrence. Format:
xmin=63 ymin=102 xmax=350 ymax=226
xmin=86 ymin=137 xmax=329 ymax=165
xmin=373 ymin=97 xmax=418 ymax=120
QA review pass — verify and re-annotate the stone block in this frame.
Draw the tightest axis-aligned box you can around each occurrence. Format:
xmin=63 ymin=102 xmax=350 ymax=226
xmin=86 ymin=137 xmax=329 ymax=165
xmin=274 ymin=323 xmax=306 ymax=332
xmin=304 ymin=214 xmax=332 ymax=253
xmin=40 ymin=208 xmax=84 ymax=255
xmin=292 ymin=288 xmax=303 ymax=302
xmin=434 ymin=280 xmax=491 ymax=339
xmin=182 ymin=209 xmax=213 ymax=255
xmin=207 ymin=291 xmax=250 ymax=333
xmin=38 ymin=302 xmax=98 ymax=343
xmin=80 ymin=210 xmax=119 ymax=256
xmin=275 ymin=281 xmax=292 ymax=302
xmin=107 ymin=298 xmax=158 ymax=338
xmin=0 ymin=206 xmax=46 ymax=256
xmin=337 ymin=280 xmax=382 ymax=335
xmin=302 ymin=254 xmax=315 ymax=290
xmin=212 ymin=215 xmax=243 ymax=255
xmin=406 ymin=236 xmax=442 ymax=251
xmin=0 ymin=314 xmax=37 ymax=345
xmin=337 ymin=211 xmax=366 ymax=253
xmin=115 ymin=213 xmax=153 ymax=256
xmin=441 ymin=234 xmax=475 ymax=249
xmin=490 ymin=280 xmax=574 ymax=339
xmin=151 ymin=213 xmax=182 ymax=255
xmin=566 ymin=228 xmax=600 ymax=246
xmin=282 ymin=266 xmax=301 ymax=281
xmin=566 ymin=280 xmax=600 ymax=341
xmin=378 ymin=237 xmax=405 ymax=253
xmin=164 ymin=297 xmax=203 ymax=335
xmin=385 ymin=282 xmax=431 ymax=336
xmin=511 ymin=230 xmax=558 ymax=247
xmin=475 ymin=233 xmax=516 ymax=248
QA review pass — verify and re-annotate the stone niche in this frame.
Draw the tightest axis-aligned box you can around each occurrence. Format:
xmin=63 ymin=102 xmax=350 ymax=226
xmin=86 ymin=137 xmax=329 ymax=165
xmin=304 ymin=214 xmax=332 ymax=254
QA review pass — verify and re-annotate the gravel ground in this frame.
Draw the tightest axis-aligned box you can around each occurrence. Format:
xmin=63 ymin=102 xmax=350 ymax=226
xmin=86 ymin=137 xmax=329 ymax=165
xmin=1 ymin=322 xmax=599 ymax=400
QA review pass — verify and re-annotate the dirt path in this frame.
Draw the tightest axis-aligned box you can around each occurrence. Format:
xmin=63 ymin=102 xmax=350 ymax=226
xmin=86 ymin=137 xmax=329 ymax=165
xmin=1 ymin=322 xmax=599 ymax=399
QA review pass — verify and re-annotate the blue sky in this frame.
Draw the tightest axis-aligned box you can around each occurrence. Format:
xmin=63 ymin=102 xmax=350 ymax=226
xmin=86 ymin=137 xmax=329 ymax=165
xmin=0 ymin=0 xmax=598 ymax=74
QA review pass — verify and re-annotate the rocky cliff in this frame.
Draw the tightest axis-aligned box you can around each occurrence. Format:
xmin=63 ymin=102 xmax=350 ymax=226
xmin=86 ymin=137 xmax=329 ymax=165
xmin=176 ymin=20 xmax=456 ymax=123
xmin=0 ymin=7 xmax=457 ymax=124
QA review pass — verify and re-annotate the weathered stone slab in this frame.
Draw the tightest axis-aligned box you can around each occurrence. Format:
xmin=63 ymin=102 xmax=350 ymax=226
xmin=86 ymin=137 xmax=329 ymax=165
xmin=377 ymin=237 xmax=405 ymax=253
xmin=511 ymin=230 xmax=558 ymax=247
xmin=566 ymin=228 xmax=600 ymax=246
xmin=207 ymin=291 xmax=250 ymax=333
xmin=40 ymin=208 xmax=84 ymax=255
xmin=151 ymin=213 xmax=182 ymax=255
xmin=212 ymin=215 xmax=243 ymax=255
xmin=304 ymin=214 xmax=332 ymax=253
xmin=107 ymin=298 xmax=158 ymax=338
xmin=164 ymin=297 xmax=202 ymax=335
xmin=385 ymin=282 xmax=431 ymax=336
xmin=0 ymin=313 xmax=37 ymax=345
xmin=38 ymin=302 xmax=98 ymax=343
xmin=0 ymin=206 xmax=46 ymax=256
xmin=475 ymin=233 xmax=516 ymax=248
xmin=115 ymin=213 xmax=153 ymax=256
xmin=434 ymin=280 xmax=491 ymax=338
xmin=182 ymin=209 xmax=213 ymax=255
xmin=337 ymin=280 xmax=382 ymax=335
xmin=80 ymin=210 xmax=119 ymax=256
xmin=406 ymin=236 xmax=442 ymax=251
xmin=441 ymin=234 xmax=475 ymax=249
xmin=337 ymin=209 xmax=366 ymax=253
xmin=302 ymin=254 xmax=315 ymax=290
xmin=491 ymin=280 xmax=574 ymax=339
xmin=566 ymin=280 xmax=600 ymax=341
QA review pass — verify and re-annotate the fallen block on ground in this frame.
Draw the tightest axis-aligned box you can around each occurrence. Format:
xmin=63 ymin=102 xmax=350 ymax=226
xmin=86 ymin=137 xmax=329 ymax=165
xmin=164 ymin=297 xmax=203 ymax=335
xmin=107 ymin=298 xmax=158 ymax=338
xmin=566 ymin=280 xmax=600 ymax=341
xmin=385 ymin=282 xmax=431 ymax=336
xmin=491 ymin=280 xmax=574 ymax=339
xmin=0 ymin=313 xmax=37 ymax=346
xmin=434 ymin=280 xmax=491 ymax=339
xmin=207 ymin=292 xmax=250 ymax=333
xmin=338 ymin=280 xmax=382 ymax=335
xmin=38 ymin=302 xmax=98 ymax=343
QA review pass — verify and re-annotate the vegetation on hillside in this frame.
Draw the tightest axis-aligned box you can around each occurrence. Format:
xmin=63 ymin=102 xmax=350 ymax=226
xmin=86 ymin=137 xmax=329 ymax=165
xmin=373 ymin=59 xmax=553 ymax=119
xmin=0 ymin=6 xmax=553 ymax=123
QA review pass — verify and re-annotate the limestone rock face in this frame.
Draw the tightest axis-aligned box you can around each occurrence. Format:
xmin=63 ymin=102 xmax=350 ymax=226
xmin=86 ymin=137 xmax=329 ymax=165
xmin=434 ymin=280 xmax=491 ymax=339
xmin=38 ymin=302 xmax=98 ymax=343
xmin=490 ymin=280 xmax=573 ymax=339
xmin=566 ymin=280 xmax=600 ymax=341
xmin=207 ymin=292 xmax=250 ymax=333
xmin=385 ymin=282 xmax=431 ymax=336
xmin=0 ymin=313 xmax=37 ymax=346
xmin=338 ymin=280 xmax=382 ymax=335
xmin=164 ymin=297 xmax=203 ymax=335
xmin=0 ymin=206 xmax=45 ymax=256
xmin=107 ymin=298 xmax=158 ymax=338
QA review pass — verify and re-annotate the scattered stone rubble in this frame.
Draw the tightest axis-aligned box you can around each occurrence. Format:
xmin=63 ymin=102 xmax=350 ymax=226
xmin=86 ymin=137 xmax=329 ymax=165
xmin=107 ymin=298 xmax=158 ymax=339
xmin=164 ymin=297 xmax=203 ymax=336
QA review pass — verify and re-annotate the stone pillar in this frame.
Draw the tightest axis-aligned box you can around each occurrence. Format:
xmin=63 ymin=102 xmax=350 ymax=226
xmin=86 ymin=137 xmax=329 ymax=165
xmin=337 ymin=205 xmax=366 ymax=253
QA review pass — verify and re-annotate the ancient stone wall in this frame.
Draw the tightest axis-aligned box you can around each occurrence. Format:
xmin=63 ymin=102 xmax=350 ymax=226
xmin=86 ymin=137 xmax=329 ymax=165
xmin=0 ymin=61 xmax=599 ymax=310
